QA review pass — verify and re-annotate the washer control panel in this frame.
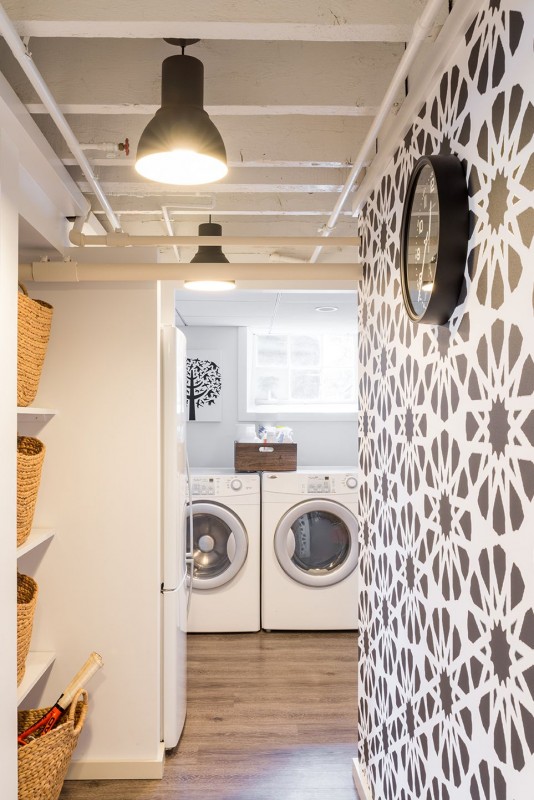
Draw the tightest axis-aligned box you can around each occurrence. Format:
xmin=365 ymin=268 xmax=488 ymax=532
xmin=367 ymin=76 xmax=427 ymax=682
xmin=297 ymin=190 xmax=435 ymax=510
xmin=190 ymin=475 xmax=257 ymax=497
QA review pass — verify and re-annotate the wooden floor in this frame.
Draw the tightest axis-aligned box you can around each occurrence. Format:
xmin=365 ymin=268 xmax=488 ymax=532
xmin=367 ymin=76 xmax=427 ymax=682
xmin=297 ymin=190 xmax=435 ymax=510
xmin=61 ymin=631 xmax=359 ymax=799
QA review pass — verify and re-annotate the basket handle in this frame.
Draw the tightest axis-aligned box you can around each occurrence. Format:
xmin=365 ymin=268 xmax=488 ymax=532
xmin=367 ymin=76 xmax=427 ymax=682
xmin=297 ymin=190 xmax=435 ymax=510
xmin=68 ymin=688 xmax=89 ymax=735
xmin=18 ymin=282 xmax=29 ymax=296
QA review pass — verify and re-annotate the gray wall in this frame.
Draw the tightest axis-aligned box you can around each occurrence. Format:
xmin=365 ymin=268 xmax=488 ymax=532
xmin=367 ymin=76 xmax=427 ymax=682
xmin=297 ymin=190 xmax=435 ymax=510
xmin=181 ymin=326 xmax=358 ymax=469
xmin=357 ymin=2 xmax=534 ymax=797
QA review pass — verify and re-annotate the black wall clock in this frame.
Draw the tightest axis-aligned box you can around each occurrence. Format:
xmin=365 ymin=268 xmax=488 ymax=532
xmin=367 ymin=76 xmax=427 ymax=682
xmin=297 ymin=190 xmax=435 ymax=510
xmin=400 ymin=154 xmax=469 ymax=325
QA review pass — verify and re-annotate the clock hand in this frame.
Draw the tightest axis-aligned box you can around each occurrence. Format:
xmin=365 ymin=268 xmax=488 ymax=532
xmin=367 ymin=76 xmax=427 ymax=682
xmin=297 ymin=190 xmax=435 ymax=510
xmin=418 ymin=202 xmax=432 ymax=301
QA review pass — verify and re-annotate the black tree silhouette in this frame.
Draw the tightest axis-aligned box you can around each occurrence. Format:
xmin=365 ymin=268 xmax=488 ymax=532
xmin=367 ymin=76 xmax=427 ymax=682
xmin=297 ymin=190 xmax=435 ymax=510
xmin=186 ymin=358 xmax=222 ymax=420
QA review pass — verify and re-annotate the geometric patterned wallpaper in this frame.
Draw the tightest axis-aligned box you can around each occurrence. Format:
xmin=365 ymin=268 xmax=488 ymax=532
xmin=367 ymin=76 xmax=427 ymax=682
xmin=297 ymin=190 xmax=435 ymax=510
xmin=357 ymin=1 xmax=534 ymax=798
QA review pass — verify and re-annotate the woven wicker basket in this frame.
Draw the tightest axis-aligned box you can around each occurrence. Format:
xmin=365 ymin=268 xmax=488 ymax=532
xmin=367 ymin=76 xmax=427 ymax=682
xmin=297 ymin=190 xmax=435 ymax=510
xmin=17 ymin=436 xmax=46 ymax=547
xmin=18 ymin=690 xmax=88 ymax=800
xmin=17 ymin=573 xmax=39 ymax=686
xmin=17 ymin=283 xmax=53 ymax=407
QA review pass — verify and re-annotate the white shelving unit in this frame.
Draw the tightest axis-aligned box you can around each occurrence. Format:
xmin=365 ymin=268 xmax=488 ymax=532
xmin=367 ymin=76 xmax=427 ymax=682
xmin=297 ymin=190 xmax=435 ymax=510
xmin=17 ymin=528 xmax=55 ymax=559
xmin=17 ymin=407 xmax=57 ymax=420
xmin=17 ymin=413 xmax=57 ymax=710
xmin=17 ymin=652 xmax=56 ymax=705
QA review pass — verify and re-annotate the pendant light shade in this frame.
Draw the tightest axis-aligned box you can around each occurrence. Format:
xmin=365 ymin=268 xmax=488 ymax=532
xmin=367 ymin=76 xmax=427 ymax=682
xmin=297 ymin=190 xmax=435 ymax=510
xmin=136 ymin=52 xmax=227 ymax=185
xmin=185 ymin=221 xmax=235 ymax=292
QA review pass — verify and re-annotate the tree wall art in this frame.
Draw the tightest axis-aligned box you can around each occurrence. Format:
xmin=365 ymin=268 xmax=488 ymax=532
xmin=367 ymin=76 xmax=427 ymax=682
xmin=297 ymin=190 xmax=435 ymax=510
xmin=186 ymin=350 xmax=222 ymax=421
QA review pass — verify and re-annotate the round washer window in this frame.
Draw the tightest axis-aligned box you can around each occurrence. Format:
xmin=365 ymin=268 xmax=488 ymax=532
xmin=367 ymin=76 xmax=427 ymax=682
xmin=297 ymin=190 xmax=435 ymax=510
xmin=274 ymin=499 xmax=358 ymax=587
xmin=187 ymin=502 xmax=248 ymax=590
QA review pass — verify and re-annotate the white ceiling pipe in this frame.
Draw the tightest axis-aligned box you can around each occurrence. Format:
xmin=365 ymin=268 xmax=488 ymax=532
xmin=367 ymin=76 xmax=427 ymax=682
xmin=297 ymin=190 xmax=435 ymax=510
xmin=351 ymin=0 xmax=483 ymax=217
xmin=68 ymin=229 xmax=361 ymax=248
xmin=309 ymin=0 xmax=447 ymax=263
xmin=80 ymin=142 xmax=121 ymax=154
xmin=0 ymin=3 xmax=121 ymax=232
xmin=161 ymin=206 xmax=181 ymax=263
xmin=19 ymin=261 xmax=363 ymax=283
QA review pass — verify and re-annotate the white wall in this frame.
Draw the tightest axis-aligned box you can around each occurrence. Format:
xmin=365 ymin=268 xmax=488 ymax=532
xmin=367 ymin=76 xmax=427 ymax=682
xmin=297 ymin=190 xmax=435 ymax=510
xmin=19 ymin=282 xmax=163 ymax=777
xmin=182 ymin=326 xmax=358 ymax=469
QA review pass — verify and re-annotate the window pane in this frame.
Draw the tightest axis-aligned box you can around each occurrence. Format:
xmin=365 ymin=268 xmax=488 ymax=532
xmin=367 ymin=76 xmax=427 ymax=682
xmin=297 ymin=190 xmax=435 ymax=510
xmin=255 ymin=334 xmax=287 ymax=366
xmin=290 ymin=371 xmax=320 ymax=401
xmin=323 ymin=334 xmax=356 ymax=368
xmin=254 ymin=368 xmax=289 ymax=404
xmin=289 ymin=335 xmax=320 ymax=367
xmin=321 ymin=369 xmax=356 ymax=401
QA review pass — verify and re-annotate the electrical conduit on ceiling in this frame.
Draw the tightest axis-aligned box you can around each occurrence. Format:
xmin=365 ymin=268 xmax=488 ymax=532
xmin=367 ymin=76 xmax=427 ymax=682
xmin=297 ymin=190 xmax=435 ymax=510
xmin=308 ymin=0 xmax=450 ymax=264
xmin=0 ymin=2 xmax=121 ymax=232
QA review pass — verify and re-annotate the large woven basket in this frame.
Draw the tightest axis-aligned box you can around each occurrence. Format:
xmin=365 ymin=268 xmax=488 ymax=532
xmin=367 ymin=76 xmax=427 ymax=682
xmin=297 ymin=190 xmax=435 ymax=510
xmin=17 ymin=283 xmax=53 ymax=407
xmin=18 ymin=690 xmax=88 ymax=800
xmin=17 ymin=573 xmax=39 ymax=686
xmin=17 ymin=436 xmax=46 ymax=547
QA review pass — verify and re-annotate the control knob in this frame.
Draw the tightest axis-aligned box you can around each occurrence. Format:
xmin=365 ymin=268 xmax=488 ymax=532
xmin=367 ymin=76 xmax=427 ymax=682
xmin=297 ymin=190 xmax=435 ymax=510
xmin=230 ymin=478 xmax=243 ymax=491
xmin=346 ymin=476 xmax=357 ymax=489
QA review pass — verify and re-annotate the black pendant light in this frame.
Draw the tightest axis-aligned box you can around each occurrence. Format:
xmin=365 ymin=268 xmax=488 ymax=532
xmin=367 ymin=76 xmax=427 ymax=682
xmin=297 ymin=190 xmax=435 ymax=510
xmin=136 ymin=39 xmax=227 ymax=185
xmin=185 ymin=218 xmax=235 ymax=292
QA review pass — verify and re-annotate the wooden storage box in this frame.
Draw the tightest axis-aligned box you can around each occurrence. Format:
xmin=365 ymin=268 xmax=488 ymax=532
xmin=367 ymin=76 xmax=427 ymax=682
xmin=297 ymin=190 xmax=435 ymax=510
xmin=234 ymin=442 xmax=297 ymax=472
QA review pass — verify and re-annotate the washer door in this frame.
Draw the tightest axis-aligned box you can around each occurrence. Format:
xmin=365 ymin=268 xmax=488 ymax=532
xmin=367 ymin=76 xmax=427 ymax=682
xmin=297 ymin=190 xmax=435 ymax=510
xmin=187 ymin=502 xmax=248 ymax=590
xmin=274 ymin=499 xmax=358 ymax=587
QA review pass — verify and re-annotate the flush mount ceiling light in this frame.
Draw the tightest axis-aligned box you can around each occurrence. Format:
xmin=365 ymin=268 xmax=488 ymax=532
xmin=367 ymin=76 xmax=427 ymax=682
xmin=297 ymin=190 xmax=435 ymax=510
xmin=136 ymin=39 xmax=228 ymax=186
xmin=184 ymin=218 xmax=235 ymax=292
xmin=315 ymin=306 xmax=339 ymax=313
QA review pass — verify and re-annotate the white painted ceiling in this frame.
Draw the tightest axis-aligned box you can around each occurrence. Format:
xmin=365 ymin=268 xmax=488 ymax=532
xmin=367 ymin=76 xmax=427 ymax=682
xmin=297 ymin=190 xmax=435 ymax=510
xmin=0 ymin=1 xmax=448 ymax=326
xmin=174 ymin=289 xmax=358 ymax=331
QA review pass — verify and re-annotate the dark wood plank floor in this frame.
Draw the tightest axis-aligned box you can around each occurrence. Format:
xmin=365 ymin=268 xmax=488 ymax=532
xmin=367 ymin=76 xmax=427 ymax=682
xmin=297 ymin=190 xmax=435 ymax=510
xmin=61 ymin=631 xmax=359 ymax=799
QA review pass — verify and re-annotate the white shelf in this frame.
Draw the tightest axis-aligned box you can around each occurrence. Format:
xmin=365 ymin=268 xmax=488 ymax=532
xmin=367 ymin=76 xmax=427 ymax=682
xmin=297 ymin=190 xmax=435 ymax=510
xmin=17 ymin=652 xmax=55 ymax=705
xmin=17 ymin=407 xmax=57 ymax=422
xmin=17 ymin=528 xmax=55 ymax=559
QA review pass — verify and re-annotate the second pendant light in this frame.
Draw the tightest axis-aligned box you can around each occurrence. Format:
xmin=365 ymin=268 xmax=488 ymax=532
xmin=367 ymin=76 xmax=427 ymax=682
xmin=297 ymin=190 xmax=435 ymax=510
xmin=185 ymin=220 xmax=235 ymax=292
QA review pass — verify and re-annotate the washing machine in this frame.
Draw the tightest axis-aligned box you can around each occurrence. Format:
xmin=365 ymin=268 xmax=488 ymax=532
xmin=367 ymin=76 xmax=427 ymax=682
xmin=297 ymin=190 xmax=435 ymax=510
xmin=187 ymin=469 xmax=260 ymax=632
xmin=261 ymin=469 xmax=359 ymax=630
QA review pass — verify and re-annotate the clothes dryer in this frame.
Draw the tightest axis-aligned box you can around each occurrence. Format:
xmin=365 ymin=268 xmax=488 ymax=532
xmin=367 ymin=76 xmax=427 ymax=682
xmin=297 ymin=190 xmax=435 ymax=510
xmin=187 ymin=469 xmax=260 ymax=632
xmin=261 ymin=469 xmax=358 ymax=630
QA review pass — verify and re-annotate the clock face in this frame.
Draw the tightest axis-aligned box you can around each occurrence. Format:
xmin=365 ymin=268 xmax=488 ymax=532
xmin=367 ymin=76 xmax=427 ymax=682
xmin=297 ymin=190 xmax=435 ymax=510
xmin=400 ymin=154 xmax=468 ymax=326
xmin=404 ymin=163 xmax=440 ymax=318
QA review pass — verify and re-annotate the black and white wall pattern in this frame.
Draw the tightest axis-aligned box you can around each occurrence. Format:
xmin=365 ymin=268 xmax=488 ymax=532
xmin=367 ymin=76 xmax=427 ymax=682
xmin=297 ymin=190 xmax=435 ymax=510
xmin=357 ymin=2 xmax=534 ymax=798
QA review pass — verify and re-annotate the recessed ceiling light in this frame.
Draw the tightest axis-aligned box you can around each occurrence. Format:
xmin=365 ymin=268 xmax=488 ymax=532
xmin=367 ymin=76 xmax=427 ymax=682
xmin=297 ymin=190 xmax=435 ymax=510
xmin=315 ymin=306 xmax=339 ymax=313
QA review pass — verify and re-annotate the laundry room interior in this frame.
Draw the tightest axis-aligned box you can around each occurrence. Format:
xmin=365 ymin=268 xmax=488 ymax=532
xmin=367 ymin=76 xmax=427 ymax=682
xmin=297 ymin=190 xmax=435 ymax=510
xmin=1 ymin=2 xmax=533 ymax=800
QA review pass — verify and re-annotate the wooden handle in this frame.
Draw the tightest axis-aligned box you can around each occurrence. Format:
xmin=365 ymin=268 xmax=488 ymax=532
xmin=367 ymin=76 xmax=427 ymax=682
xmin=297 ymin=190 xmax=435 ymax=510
xmin=58 ymin=652 xmax=103 ymax=710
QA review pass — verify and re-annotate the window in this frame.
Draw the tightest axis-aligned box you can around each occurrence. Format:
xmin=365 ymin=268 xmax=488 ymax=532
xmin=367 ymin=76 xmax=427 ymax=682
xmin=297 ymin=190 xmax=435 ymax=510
xmin=239 ymin=329 xmax=358 ymax=420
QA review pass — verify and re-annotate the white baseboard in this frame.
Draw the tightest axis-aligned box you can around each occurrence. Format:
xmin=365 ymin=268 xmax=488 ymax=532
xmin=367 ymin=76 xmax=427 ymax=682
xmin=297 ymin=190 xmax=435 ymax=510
xmin=65 ymin=742 xmax=165 ymax=780
xmin=352 ymin=757 xmax=373 ymax=800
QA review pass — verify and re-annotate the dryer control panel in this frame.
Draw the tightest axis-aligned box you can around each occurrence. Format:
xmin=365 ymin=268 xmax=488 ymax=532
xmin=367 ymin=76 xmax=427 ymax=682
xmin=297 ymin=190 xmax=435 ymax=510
xmin=262 ymin=471 xmax=357 ymax=497
xmin=306 ymin=476 xmax=332 ymax=494
xmin=304 ymin=474 xmax=357 ymax=495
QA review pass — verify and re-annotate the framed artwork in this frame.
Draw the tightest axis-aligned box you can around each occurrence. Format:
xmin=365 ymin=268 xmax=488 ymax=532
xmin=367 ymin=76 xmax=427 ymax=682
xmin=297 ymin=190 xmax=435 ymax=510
xmin=186 ymin=350 xmax=222 ymax=421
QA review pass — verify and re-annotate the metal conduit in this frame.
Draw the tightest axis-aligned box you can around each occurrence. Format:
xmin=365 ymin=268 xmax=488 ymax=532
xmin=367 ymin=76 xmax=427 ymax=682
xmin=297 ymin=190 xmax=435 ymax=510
xmin=0 ymin=3 xmax=121 ymax=232
xmin=309 ymin=0 xmax=448 ymax=263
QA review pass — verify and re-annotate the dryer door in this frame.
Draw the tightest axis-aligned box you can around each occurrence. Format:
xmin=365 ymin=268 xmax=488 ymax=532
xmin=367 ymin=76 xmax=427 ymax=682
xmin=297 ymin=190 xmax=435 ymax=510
xmin=187 ymin=502 xmax=248 ymax=590
xmin=274 ymin=499 xmax=358 ymax=587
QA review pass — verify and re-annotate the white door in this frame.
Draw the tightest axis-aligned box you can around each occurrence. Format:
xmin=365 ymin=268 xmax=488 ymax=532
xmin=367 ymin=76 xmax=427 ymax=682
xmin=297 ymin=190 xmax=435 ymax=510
xmin=274 ymin=499 xmax=358 ymax=587
xmin=187 ymin=502 xmax=248 ymax=590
